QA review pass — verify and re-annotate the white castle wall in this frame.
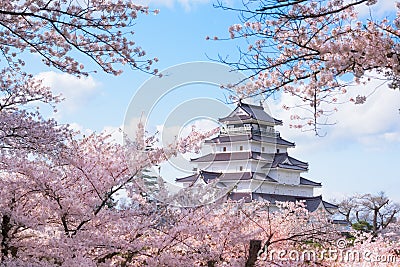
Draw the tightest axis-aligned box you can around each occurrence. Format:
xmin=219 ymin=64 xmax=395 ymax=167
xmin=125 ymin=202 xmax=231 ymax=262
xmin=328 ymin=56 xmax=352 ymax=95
xmin=268 ymin=169 xmax=301 ymax=185
xmin=197 ymin=160 xmax=263 ymax=173
xmin=222 ymin=180 xmax=313 ymax=197
xmin=209 ymin=141 xmax=288 ymax=154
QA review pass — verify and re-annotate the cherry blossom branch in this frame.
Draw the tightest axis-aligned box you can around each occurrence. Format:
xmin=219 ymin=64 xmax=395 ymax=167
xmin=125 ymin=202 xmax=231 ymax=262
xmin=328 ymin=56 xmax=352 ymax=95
xmin=212 ymin=0 xmax=398 ymax=132
xmin=0 ymin=0 xmax=159 ymax=76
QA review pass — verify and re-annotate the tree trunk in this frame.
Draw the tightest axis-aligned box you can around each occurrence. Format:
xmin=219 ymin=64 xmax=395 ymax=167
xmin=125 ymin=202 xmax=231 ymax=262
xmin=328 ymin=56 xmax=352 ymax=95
xmin=207 ymin=260 xmax=216 ymax=267
xmin=1 ymin=214 xmax=11 ymax=261
xmin=245 ymin=239 xmax=262 ymax=267
xmin=373 ymin=208 xmax=378 ymax=234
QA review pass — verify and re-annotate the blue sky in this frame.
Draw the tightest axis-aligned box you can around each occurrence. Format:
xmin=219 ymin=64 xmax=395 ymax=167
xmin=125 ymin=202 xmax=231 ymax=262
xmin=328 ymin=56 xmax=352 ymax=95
xmin=29 ymin=0 xmax=400 ymax=203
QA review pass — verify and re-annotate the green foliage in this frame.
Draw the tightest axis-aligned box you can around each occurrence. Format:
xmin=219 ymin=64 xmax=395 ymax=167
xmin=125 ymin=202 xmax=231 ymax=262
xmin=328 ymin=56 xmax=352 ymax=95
xmin=352 ymin=220 xmax=373 ymax=232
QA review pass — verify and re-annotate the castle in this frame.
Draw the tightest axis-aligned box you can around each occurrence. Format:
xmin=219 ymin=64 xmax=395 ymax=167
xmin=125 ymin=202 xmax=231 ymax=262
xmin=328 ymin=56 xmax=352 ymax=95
xmin=176 ymin=101 xmax=337 ymax=213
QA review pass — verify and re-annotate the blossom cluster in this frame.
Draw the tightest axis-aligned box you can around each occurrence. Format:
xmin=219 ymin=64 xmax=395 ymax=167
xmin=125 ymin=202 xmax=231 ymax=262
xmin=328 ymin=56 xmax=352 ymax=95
xmin=214 ymin=0 xmax=400 ymax=131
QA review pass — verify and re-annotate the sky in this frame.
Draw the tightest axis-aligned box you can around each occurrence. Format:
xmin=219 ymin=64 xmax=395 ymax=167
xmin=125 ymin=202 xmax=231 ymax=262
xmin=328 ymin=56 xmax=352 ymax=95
xmin=27 ymin=0 xmax=400 ymax=203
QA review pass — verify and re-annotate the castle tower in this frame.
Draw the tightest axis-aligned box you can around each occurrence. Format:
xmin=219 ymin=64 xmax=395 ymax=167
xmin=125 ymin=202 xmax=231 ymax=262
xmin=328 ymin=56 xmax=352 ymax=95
xmin=176 ymin=101 xmax=337 ymax=213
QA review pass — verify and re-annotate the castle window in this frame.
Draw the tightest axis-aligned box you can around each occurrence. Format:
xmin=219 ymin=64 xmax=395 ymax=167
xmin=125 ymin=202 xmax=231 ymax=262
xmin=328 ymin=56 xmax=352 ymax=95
xmin=239 ymin=145 xmax=243 ymax=151
xmin=262 ymin=147 xmax=265 ymax=152
xmin=239 ymin=166 xmax=243 ymax=171
xmin=223 ymin=147 xmax=227 ymax=152
xmin=276 ymin=149 xmax=280 ymax=153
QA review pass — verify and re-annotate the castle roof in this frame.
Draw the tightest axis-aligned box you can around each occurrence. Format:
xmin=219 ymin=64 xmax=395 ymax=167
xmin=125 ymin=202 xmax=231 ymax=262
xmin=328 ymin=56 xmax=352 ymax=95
xmin=262 ymin=152 xmax=308 ymax=171
xmin=175 ymin=171 xmax=277 ymax=184
xmin=204 ymin=134 xmax=295 ymax=147
xmin=175 ymin=173 xmax=200 ymax=183
xmin=190 ymin=152 xmax=308 ymax=171
xmin=300 ymin=177 xmax=322 ymax=187
xmin=176 ymin=171 xmax=323 ymax=188
xmin=229 ymin=193 xmax=338 ymax=213
xmin=191 ymin=151 xmax=274 ymax=163
xmin=219 ymin=102 xmax=283 ymax=125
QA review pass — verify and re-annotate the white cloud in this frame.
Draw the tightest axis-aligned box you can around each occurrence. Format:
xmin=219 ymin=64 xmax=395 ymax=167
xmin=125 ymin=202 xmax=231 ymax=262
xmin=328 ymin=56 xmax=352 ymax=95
xmin=353 ymin=0 xmax=396 ymax=18
xmin=35 ymin=71 xmax=100 ymax=114
xmin=68 ymin=123 xmax=137 ymax=145
xmin=330 ymin=77 xmax=400 ymax=146
xmin=156 ymin=117 xmax=219 ymax=154
xmin=154 ymin=118 xmax=219 ymax=182
xmin=267 ymin=92 xmax=323 ymax=155
xmin=102 ymin=125 xmax=124 ymax=144
xmin=267 ymin=72 xmax=400 ymax=153
xmin=123 ymin=117 xmax=145 ymax=141
xmin=156 ymin=124 xmax=181 ymax=145
xmin=382 ymin=132 xmax=400 ymax=142
xmin=179 ymin=118 xmax=220 ymax=137
xmin=69 ymin=122 xmax=94 ymax=136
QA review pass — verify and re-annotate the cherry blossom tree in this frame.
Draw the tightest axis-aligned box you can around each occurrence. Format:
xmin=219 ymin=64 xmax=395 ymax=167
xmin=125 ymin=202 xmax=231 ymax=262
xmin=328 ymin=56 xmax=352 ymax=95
xmin=0 ymin=1 xmax=164 ymax=262
xmin=131 ymin=200 xmax=399 ymax=266
xmin=1 ymin=1 xmax=399 ymax=265
xmin=0 ymin=0 xmax=160 ymax=76
xmin=337 ymin=192 xmax=399 ymax=235
xmin=132 ymin=201 xmax=340 ymax=266
xmin=0 ymin=115 xmax=220 ymax=266
xmin=213 ymin=0 xmax=400 ymax=131
xmin=0 ymin=1 xmax=227 ymax=264
xmin=2 ymin=127 xmax=398 ymax=266
xmin=0 ymin=62 xmax=221 ymax=265
xmin=0 ymin=73 xmax=396 ymax=265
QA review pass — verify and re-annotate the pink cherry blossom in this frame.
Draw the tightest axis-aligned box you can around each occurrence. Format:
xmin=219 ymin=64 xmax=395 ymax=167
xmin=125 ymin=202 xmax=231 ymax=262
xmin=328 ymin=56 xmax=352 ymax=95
xmin=215 ymin=0 xmax=400 ymax=132
xmin=0 ymin=0 xmax=158 ymax=76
